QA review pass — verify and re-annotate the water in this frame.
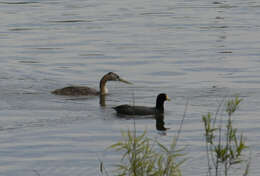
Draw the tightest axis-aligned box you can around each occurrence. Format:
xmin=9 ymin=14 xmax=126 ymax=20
xmin=0 ymin=0 xmax=260 ymax=175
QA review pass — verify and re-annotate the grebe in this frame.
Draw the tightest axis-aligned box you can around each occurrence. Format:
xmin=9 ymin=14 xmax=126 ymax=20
xmin=52 ymin=72 xmax=132 ymax=96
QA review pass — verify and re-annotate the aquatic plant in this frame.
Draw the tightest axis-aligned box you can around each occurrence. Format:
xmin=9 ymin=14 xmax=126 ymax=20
xmin=202 ymin=97 xmax=250 ymax=176
xmin=100 ymin=128 xmax=185 ymax=176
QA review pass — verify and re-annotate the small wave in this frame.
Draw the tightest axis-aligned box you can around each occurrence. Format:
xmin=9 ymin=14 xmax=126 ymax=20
xmin=48 ymin=20 xmax=91 ymax=23
xmin=0 ymin=1 xmax=39 ymax=5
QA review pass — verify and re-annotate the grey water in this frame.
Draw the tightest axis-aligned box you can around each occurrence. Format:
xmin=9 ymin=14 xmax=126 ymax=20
xmin=0 ymin=0 xmax=260 ymax=175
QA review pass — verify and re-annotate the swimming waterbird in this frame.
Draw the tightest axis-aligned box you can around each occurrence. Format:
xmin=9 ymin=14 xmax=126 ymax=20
xmin=113 ymin=93 xmax=170 ymax=115
xmin=52 ymin=72 xmax=132 ymax=96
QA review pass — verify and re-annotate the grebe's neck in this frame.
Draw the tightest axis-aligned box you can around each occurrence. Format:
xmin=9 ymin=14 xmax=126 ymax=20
xmin=99 ymin=75 xmax=109 ymax=95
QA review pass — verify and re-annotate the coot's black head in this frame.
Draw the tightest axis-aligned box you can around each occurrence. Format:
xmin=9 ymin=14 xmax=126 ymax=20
xmin=157 ymin=93 xmax=170 ymax=102
xmin=156 ymin=93 xmax=170 ymax=113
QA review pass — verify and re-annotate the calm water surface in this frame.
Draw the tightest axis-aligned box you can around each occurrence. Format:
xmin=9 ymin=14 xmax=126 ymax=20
xmin=0 ymin=0 xmax=260 ymax=175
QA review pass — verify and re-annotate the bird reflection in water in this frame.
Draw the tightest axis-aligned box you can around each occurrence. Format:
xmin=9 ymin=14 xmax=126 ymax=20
xmin=99 ymin=94 xmax=106 ymax=107
xmin=114 ymin=112 xmax=169 ymax=133
xmin=155 ymin=113 xmax=169 ymax=132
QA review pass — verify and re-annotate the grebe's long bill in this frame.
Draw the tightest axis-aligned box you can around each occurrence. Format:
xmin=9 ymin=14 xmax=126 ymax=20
xmin=52 ymin=72 xmax=132 ymax=96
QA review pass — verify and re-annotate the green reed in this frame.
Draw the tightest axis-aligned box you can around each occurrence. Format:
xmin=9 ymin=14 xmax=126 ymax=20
xmin=100 ymin=127 xmax=185 ymax=176
xmin=202 ymin=97 xmax=250 ymax=176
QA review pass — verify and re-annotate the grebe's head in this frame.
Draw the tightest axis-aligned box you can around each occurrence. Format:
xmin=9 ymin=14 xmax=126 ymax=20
xmin=105 ymin=72 xmax=132 ymax=84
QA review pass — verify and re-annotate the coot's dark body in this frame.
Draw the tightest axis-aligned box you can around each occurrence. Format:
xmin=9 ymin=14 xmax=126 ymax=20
xmin=113 ymin=105 xmax=157 ymax=115
xmin=113 ymin=93 xmax=170 ymax=115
